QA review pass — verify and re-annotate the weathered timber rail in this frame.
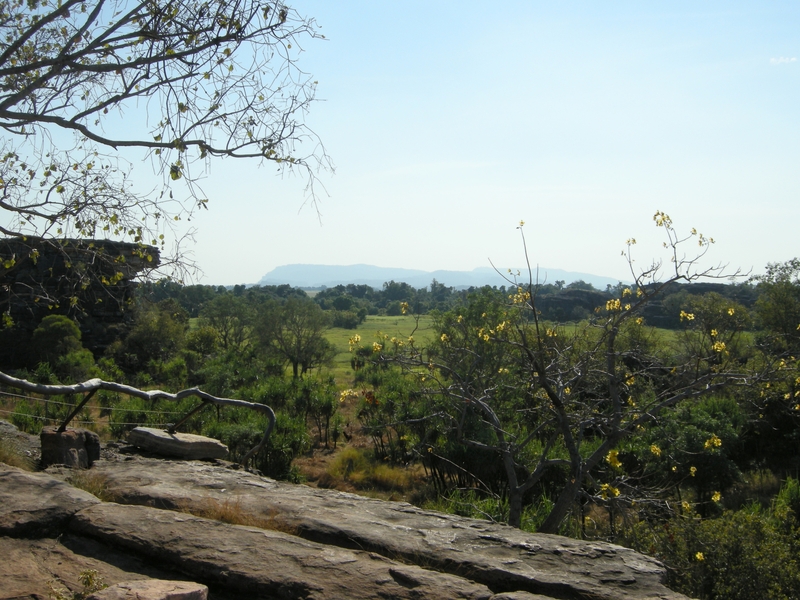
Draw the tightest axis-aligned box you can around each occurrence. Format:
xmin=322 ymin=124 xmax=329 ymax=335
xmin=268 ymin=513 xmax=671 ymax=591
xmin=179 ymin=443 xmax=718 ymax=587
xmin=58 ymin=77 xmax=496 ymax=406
xmin=0 ymin=371 xmax=275 ymax=466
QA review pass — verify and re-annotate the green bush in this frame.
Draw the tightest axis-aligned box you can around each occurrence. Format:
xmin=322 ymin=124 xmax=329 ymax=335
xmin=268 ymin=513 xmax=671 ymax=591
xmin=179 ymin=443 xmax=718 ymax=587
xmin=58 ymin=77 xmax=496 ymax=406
xmin=205 ymin=411 xmax=309 ymax=481
xmin=623 ymin=480 xmax=800 ymax=600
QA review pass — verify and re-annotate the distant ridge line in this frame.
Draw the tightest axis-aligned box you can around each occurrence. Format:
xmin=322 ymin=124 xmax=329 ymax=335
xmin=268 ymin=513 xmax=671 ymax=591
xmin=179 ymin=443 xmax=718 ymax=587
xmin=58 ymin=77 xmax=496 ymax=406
xmin=257 ymin=264 xmax=623 ymax=290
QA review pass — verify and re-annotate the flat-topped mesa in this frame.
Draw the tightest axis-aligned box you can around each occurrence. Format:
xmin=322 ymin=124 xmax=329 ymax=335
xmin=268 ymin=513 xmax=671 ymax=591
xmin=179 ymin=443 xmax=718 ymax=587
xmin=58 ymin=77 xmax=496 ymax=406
xmin=0 ymin=238 xmax=159 ymax=363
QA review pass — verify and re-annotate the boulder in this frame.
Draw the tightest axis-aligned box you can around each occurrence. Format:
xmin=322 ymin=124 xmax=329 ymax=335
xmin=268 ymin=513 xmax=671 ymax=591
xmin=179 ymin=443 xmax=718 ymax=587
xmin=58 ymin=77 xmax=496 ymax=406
xmin=0 ymin=464 xmax=100 ymax=537
xmin=86 ymin=580 xmax=208 ymax=600
xmin=71 ymin=503 xmax=494 ymax=600
xmin=41 ymin=426 xmax=101 ymax=468
xmin=127 ymin=427 xmax=228 ymax=460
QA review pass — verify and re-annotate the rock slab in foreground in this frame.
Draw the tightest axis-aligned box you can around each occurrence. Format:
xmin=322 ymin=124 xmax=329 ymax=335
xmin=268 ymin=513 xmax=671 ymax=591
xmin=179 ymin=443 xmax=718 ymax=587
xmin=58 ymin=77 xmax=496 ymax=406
xmin=0 ymin=465 xmax=100 ymax=536
xmin=127 ymin=427 xmax=228 ymax=460
xmin=71 ymin=503 xmax=494 ymax=600
xmin=91 ymin=456 xmax=690 ymax=600
xmin=86 ymin=580 xmax=208 ymax=600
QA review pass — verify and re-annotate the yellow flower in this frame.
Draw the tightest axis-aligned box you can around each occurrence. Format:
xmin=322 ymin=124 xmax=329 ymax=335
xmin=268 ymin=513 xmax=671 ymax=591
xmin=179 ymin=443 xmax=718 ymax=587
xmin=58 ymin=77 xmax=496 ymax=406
xmin=498 ymin=367 xmax=509 ymax=375
xmin=606 ymin=450 xmax=622 ymax=469
xmin=710 ymin=329 xmax=718 ymax=337
xmin=682 ymin=500 xmax=691 ymax=512
xmin=653 ymin=210 xmax=672 ymax=227
xmin=672 ymin=466 xmax=678 ymax=473
xmin=457 ymin=315 xmax=463 ymax=323
xmin=606 ymin=299 xmax=621 ymax=312
xmin=622 ymin=288 xmax=632 ymax=297
xmin=712 ymin=491 xmax=722 ymax=502
xmin=690 ymin=466 xmax=697 ymax=477
xmin=650 ymin=444 xmax=662 ymax=457
xmin=679 ymin=310 xmax=695 ymax=321
xmin=510 ymin=288 xmax=531 ymax=304
xmin=704 ymin=434 xmax=722 ymax=450
xmin=440 ymin=333 xmax=450 ymax=343
xmin=695 ymin=552 xmax=704 ymax=562
xmin=600 ymin=483 xmax=620 ymax=499
xmin=519 ymin=219 xmax=525 ymax=227
xmin=712 ymin=340 xmax=726 ymax=353
xmin=546 ymin=328 xmax=558 ymax=337
xmin=727 ymin=307 xmax=735 ymax=316
xmin=400 ymin=301 xmax=409 ymax=314
xmin=372 ymin=342 xmax=382 ymax=353
xmin=348 ymin=334 xmax=362 ymax=351
xmin=339 ymin=389 xmax=357 ymax=403
xmin=635 ymin=317 xmax=644 ymax=325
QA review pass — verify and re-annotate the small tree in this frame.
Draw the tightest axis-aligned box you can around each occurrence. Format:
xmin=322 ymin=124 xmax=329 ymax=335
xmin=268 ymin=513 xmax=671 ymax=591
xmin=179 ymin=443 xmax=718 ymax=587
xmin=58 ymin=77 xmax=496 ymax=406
xmin=199 ymin=294 xmax=254 ymax=351
xmin=255 ymin=296 xmax=334 ymax=378
xmin=375 ymin=213 xmax=768 ymax=531
xmin=751 ymin=258 xmax=800 ymax=354
xmin=31 ymin=315 xmax=83 ymax=365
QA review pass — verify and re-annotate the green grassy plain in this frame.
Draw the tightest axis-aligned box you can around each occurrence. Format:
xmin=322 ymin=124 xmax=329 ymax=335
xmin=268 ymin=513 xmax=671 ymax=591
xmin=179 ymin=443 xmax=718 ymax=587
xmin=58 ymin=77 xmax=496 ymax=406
xmin=324 ymin=315 xmax=435 ymax=385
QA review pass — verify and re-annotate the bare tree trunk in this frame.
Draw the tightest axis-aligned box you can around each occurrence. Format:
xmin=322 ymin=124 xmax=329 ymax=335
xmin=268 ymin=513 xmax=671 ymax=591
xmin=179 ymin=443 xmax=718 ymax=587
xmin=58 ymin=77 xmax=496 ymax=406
xmin=538 ymin=477 xmax=581 ymax=534
xmin=508 ymin=487 xmax=524 ymax=528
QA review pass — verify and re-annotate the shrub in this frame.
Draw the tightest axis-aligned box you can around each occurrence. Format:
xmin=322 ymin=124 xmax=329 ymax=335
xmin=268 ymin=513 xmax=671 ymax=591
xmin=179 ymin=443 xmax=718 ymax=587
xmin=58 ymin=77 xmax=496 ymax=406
xmin=622 ymin=498 xmax=800 ymax=600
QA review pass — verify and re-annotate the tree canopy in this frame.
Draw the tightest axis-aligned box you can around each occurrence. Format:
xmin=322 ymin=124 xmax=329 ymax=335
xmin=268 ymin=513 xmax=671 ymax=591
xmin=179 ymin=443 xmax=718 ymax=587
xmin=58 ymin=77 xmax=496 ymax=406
xmin=0 ymin=0 xmax=329 ymax=248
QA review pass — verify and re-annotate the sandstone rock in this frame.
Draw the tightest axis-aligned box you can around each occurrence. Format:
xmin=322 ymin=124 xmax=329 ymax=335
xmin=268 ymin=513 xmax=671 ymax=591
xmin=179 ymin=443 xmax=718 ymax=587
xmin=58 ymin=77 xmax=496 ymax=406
xmin=0 ymin=420 xmax=690 ymax=600
xmin=86 ymin=580 xmax=208 ymax=600
xmin=70 ymin=503 xmax=494 ymax=600
xmin=127 ymin=427 xmax=228 ymax=460
xmin=0 ymin=464 xmax=99 ymax=536
xmin=41 ymin=426 xmax=101 ymax=468
xmin=490 ymin=594 xmax=558 ymax=600
xmin=89 ymin=456 xmax=690 ymax=600
xmin=0 ymin=536 xmax=165 ymax=600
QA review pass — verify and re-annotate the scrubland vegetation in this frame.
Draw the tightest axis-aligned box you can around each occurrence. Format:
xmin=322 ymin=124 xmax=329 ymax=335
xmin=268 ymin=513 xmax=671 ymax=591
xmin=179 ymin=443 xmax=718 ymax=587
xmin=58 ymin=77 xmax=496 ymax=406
xmin=2 ymin=223 xmax=800 ymax=599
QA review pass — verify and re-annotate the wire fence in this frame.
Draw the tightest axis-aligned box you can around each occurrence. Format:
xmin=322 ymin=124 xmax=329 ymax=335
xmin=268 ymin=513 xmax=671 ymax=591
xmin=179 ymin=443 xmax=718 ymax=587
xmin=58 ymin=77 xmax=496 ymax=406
xmin=0 ymin=389 xmax=186 ymax=429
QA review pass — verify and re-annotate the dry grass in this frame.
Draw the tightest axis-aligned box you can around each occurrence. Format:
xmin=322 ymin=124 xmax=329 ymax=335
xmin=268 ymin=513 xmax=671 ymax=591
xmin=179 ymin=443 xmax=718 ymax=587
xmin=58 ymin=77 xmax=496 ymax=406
xmin=0 ymin=438 xmax=35 ymax=471
xmin=320 ymin=446 xmax=422 ymax=500
xmin=65 ymin=470 xmax=119 ymax=502
xmin=177 ymin=496 xmax=297 ymax=535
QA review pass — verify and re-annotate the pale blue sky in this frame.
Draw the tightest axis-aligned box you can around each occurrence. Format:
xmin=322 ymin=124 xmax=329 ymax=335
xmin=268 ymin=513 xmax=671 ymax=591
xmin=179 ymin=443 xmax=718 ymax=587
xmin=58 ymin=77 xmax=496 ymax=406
xmin=182 ymin=1 xmax=799 ymax=285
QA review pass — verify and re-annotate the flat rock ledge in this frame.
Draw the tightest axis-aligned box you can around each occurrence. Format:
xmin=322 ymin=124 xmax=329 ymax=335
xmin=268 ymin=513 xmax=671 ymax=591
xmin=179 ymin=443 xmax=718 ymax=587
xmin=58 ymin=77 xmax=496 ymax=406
xmin=86 ymin=580 xmax=209 ymax=600
xmin=0 ymin=448 xmax=692 ymax=600
xmin=127 ymin=427 xmax=228 ymax=460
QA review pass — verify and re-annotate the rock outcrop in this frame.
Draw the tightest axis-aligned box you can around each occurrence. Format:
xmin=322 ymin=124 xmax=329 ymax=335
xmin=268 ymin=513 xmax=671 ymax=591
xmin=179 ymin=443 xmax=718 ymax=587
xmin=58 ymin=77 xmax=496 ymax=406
xmin=0 ymin=425 xmax=692 ymax=600
xmin=0 ymin=237 xmax=159 ymax=364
